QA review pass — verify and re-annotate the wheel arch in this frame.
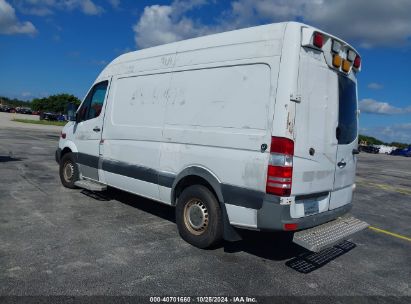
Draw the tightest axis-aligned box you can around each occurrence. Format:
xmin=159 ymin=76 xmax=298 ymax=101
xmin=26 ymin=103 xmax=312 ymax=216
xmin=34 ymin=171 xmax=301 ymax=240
xmin=60 ymin=140 xmax=78 ymax=156
xmin=171 ymin=166 xmax=224 ymax=206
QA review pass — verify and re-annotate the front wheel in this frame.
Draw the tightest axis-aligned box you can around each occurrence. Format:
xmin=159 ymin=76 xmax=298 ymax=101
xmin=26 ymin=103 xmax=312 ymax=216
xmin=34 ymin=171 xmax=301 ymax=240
xmin=59 ymin=152 xmax=79 ymax=188
xmin=176 ymin=185 xmax=223 ymax=248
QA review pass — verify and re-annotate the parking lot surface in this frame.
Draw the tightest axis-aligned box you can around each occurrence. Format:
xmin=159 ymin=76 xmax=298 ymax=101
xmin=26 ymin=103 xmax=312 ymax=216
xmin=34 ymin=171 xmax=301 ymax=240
xmin=0 ymin=123 xmax=410 ymax=301
xmin=0 ymin=112 xmax=61 ymax=132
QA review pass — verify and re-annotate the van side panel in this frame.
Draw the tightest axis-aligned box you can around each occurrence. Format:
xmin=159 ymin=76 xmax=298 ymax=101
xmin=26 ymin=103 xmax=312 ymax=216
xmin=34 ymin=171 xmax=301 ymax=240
xmin=101 ymin=73 xmax=173 ymax=201
xmin=159 ymin=62 xmax=278 ymax=223
xmin=165 ymin=65 xmax=270 ymax=130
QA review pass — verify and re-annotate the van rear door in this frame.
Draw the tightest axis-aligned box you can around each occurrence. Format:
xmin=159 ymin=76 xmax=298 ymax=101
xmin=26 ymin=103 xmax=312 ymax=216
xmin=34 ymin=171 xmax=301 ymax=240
xmin=292 ymin=48 xmax=339 ymax=208
xmin=292 ymin=47 xmax=359 ymax=215
xmin=329 ymin=75 xmax=358 ymax=210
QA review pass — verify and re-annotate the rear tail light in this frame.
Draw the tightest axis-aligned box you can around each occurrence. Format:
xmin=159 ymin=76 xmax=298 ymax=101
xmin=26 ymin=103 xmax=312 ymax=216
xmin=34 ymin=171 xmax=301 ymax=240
xmin=313 ymin=32 xmax=323 ymax=48
xmin=61 ymin=132 xmax=66 ymax=139
xmin=284 ymin=223 xmax=298 ymax=231
xmin=353 ymin=55 xmax=361 ymax=69
xmin=266 ymin=137 xmax=294 ymax=196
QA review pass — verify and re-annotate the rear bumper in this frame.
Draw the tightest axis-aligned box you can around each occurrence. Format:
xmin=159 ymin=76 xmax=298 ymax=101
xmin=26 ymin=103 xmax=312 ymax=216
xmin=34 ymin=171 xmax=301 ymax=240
xmin=55 ymin=148 xmax=61 ymax=164
xmin=256 ymin=197 xmax=352 ymax=231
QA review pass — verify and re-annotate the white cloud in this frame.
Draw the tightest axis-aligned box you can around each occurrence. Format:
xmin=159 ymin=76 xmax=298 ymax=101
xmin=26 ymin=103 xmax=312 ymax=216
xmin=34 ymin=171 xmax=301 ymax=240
xmin=90 ymin=59 xmax=108 ymax=66
xmin=363 ymin=123 xmax=411 ymax=144
xmin=367 ymin=83 xmax=384 ymax=90
xmin=76 ymin=0 xmax=104 ymax=15
xmin=228 ymin=0 xmax=312 ymax=27
xmin=133 ymin=0 xmax=411 ymax=49
xmin=19 ymin=6 xmax=52 ymax=16
xmin=229 ymin=0 xmax=411 ymax=48
xmin=107 ymin=0 xmax=120 ymax=9
xmin=114 ymin=46 xmax=132 ymax=55
xmin=133 ymin=1 xmax=212 ymax=49
xmin=13 ymin=0 xmax=104 ymax=16
xmin=0 ymin=0 xmax=37 ymax=35
xmin=359 ymin=98 xmax=411 ymax=115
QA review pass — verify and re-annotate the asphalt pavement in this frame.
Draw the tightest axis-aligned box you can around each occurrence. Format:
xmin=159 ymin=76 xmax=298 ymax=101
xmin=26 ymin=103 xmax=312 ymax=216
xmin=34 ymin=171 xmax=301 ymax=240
xmin=0 ymin=121 xmax=410 ymax=302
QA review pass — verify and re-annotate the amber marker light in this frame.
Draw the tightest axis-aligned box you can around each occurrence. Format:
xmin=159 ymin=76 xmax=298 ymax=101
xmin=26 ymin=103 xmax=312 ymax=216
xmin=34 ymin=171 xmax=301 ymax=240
xmin=333 ymin=54 xmax=342 ymax=68
xmin=342 ymin=59 xmax=351 ymax=72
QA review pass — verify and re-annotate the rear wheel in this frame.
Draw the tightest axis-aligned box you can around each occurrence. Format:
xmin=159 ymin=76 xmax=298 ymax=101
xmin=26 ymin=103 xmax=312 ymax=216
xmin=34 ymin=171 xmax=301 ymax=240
xmin=176 ymin=185 xmax=223 ymax=248
xmin=59 ymin=152 xmax=79 ymax=188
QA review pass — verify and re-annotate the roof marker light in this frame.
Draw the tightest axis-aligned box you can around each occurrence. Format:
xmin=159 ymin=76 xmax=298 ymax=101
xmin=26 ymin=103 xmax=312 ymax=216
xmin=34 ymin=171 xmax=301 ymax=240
xmin=347 ymin=50 xmax=356 ymax=62
xmin=342 ymin=59 xmax=351 ymax=73
xmin=313 ymin=32 xmax=323 ymax=48
xmin=332 ymin=40 xmax=342 ymax=53
xmin=333 ymin=54 xmax=342 ymax=68
xmin=353 ymin=55 xmax=361 ymax=69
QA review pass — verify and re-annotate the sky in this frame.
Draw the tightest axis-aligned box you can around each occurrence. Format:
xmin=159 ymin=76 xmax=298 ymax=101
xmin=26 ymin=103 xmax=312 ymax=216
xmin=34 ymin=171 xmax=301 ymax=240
xmin=0 ymin=0 xmax=410 ymax=143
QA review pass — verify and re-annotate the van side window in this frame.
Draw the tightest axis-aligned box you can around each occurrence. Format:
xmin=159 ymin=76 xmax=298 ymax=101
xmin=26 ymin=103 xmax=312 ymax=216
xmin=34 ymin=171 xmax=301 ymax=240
xmin=78 ymin=81 xmax=108 ymax=122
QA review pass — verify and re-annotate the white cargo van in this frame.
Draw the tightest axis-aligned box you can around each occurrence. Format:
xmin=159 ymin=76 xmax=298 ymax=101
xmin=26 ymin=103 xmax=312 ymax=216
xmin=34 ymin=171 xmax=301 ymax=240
xmin=56 ymin=22 xmax=368 ymax=251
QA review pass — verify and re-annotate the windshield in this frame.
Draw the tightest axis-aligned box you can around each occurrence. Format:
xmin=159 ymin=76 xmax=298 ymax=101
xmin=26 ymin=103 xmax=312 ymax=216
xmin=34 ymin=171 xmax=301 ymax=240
xmin=337 ymin=75 xmax=358 ymax=145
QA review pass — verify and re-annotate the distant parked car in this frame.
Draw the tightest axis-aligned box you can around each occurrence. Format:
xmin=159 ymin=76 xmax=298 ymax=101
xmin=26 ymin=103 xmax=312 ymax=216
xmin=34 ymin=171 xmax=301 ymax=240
xmin=359 ymin=145 xmax=380 ymax=154
xmin=0 ymin=106 xmax=15 ymax=112
xmin=40 ymin=112 xmax=59 ymax=121
xmin=56 ymin=114 xmax=66 ymax=121
xmin=374 ymin=145 xmax=397 ymax=154
xmin=32 ymin=110 xmax=40 ymax=115
xmin=17 ymin=107 xmax=32 ymax=115
xmin=390 ymin=146 xmax=411 ymax=157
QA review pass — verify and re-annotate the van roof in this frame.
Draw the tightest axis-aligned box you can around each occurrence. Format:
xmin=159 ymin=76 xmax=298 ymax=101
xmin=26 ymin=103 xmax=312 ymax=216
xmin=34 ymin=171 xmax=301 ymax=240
xmin=96 ymin=21 xmax=358 ymax=81
xmin=97 ymin=22 xmax=295 ymax=80
xmin=116 ymin=22 xmax=289 ymax=62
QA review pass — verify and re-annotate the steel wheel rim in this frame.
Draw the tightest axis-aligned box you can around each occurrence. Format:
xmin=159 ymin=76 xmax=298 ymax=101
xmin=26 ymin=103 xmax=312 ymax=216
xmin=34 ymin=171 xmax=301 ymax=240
xmin=63 ymin=161 xmax=74 ymax=182
xmin=183 ymin=199 xmax=209 ymax=235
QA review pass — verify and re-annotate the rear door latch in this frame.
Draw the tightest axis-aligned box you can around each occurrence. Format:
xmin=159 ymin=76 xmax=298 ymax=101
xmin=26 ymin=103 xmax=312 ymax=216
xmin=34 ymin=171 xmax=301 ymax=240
xmin=337 ymin=160 xmax=347 ymax=168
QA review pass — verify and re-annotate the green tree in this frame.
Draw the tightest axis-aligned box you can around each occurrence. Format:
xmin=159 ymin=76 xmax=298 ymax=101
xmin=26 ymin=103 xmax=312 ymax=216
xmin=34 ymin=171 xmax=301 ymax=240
xmin=31 ymin=94 xmax=81 ymax=113
xmin=390 ymin=142 xmax=409 ymax=149
xmin=359 ymin=134 xmax=410 ymax=148
xmin=358 ymin=134 xmax=383 ymax=145
xmin=0 ymin=96 xmax=29 ymax=108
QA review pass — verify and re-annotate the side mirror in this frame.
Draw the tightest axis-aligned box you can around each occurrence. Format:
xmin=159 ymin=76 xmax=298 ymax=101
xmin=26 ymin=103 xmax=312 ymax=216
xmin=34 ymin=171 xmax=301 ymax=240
xmin=67 ymin=102 xmax=78 ymax=122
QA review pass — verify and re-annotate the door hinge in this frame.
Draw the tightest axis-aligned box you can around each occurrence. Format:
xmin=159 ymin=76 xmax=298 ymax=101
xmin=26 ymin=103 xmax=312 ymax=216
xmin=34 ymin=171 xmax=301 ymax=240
xmin=290 ymin=93 xmax=301 ymax=103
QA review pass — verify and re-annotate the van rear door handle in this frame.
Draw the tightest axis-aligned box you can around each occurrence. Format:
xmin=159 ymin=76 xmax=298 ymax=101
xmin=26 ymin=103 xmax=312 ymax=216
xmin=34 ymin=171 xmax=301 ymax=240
xmin=93 ymin=126 xmax=101 ymax=132
xmin=337 ymin=161 xmax=346 ymax=168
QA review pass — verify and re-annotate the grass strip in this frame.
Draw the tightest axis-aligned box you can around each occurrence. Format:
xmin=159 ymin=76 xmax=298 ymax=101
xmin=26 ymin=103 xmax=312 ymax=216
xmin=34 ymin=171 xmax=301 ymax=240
xmin=12 ymin=118 xmax=66 ymax=126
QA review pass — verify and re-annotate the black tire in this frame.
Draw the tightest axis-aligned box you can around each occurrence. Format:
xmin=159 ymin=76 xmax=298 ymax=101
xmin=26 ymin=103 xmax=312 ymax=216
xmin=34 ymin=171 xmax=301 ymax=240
xmin=176 ymin=185 xmax=223 ymax=249
xmin=59 ymin=152 xmax=79 ymax=189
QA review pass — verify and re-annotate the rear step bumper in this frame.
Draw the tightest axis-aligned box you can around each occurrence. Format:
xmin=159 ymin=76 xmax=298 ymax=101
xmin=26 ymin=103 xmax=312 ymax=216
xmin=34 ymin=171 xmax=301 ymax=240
xmin=293 ymin=215 xmax=369 ymax=252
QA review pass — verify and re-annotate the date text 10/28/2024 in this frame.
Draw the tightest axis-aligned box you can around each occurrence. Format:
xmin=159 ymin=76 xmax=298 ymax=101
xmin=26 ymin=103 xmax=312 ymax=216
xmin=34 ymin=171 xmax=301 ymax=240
xmin=150 ymin=297 xmax=257 ymax=303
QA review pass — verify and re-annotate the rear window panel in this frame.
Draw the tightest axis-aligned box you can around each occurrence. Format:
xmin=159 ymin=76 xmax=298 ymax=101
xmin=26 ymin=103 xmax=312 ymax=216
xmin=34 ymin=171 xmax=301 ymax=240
xmin=338 ymin=75 xmax=358 ymax=145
